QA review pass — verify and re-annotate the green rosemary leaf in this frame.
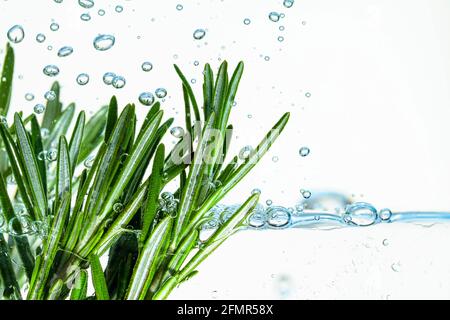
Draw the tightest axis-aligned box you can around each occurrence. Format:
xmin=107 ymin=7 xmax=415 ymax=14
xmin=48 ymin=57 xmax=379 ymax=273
xmin=174 ymin=64 xmax=201 ymax=121
xmin=212 ymin=61 xmax=229 ymax=128
xmin=0 ymin=43 xmax=14 ymax=116
xmin=218 ymin=61 xmax=244 ymax=131
xmin=41 ymin=82 xmax=62 ymax=131
xmin=55 ymin=136 xmax=71 ymax=209
xmin=68 ymin=111 xmax=85 ymax=176
xmin=202 ymin=63 xmax=214 ymax=120
xmin=14 ymin=113 xmax=47 ymax=220
xmin=70 ymin=270 xmax=88 ymax=300
xmin=44 ymin=103 xmax=75 ymax=150
xmin=141 ymin=144 xmax=165 ymax=243
xmin=0 ymin=234 xmax=21 ymax=300
xmin=105 ymin=96 xmax=118 ymax=143
xmin=90 ymin=254 xmax=110 ymax=300
xmin=30 ymin=116 xmax=47 ymax=194
xmin=126 ymin=216 xmax=172 ymax=300
xmin=78 ymin=105 xmax=107 ymax=163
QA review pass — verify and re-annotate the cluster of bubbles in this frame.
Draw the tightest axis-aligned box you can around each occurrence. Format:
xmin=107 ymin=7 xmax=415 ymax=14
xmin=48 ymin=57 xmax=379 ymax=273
xmin=138 ymin=88 xmax=167 ymax=106
xmin=103 ymin=72 xmax=126 ymax=89
xmin=159 ymin=192 xmax=178 ymax=217
xmin=0 ymin=206 xmax=48 ymax=238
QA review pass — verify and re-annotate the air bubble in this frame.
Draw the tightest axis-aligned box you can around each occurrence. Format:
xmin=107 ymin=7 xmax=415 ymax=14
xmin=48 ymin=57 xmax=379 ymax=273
xmin=80 ymin=13 xmax=91 ymax=21
xmin=170 ymin=126 xmax=185 ymax=138
xmin=379 ymin=208 xmax=392 ymax=221
xmin=176 ymin=4 xmax=183 ymax=10
xmin=78 ymin=0 xmax=94 ymax=9
xmin=113 ymin=203 xmax=124 ymax=213
xmin=267 ymin=207 xmax=291 ymax=228
xmin=299 ymin=147 xmax=310 ymax=157
xmin=141 ymin=61 xmax=153 ymax=72
xmin=344 ymin=202 xmax=377 ymax=227
xmin=57 ymin=46 xmax=73 ymax=57
xmin=7 ymin=25 xmax=25 ymax=43
xmin=243 ymin=18 xmax=251 ymax=25
xmin=43 ymin=65 xmax=60 ymax=77
xmin=34 ymin=104 xmax=45 ymax=114
xmin=36 ymin=33 xmax=46 ymax=43
xmin=138 ymin=92 xmax=155 ymax=106
xmin=102 ymin=72 xmax=116 ymax=85
xmin=155 ymin=88 xmax=167 ymax=98
xmin=239 ymin=145 xmax=253 ymax=160
xmin=50 ymin=22 xmax=59 ymax=31
xmin=115 ymin=5 xmax=123 ymax=13
xmin=93 ymin=34 xmax=115 ymax=51
xmin=76 ymin=73 xmax=89 ymax=85
xmin=283 ymin=0 xmax=294 ymax=8
xmin=25 ymin=93 xmax=35 ymax=101
xmin=44 ymin=90 xmax=56 ymax=101
xmin=268 ymin=12 xmax=281 ymax=22
xmin=112 ymin=75 xmax=126 ymax=89
xmin=193 ymin=29 xmax=206 ymax=40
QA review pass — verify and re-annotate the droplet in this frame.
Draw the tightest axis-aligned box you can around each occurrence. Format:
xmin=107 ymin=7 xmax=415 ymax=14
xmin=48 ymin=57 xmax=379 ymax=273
xmin=283 ymin=0 xmax=294 ymax=8
xmin=44 ymin=90 xmax=56 ymax=101
xmin=7 ymin=25 xmax=25 ymax=43
xmin=34 ymin=104 xmax=45 ymax=114
xmin=98 ymin=9 xmax=105 ymax=16
xmin=391 ymin=262 xmax=401 ymax=272
xmin=84 ymin=155 xmax=94 ymax=168
xmin=379 ymin=208 xmax=392 ymax=221
xmin=176 ymin=4 xmax=183 ymax=10
xmin=102 ymin=72 xmax=116 ymax=85
xmin=243 ymin=18 xmax=251 ymax=25
xmin=43 ymin=65 xmax=60 ymax=77
xmin=76 ymin=73 xmax=89 ymax=85
xmin=93 ymin=34 xmax=115 ymax=51
xmin=141 ymin=61 xmax=153 ymax=72
xmin=268 ymin=12 xmax=281 ymax=22
xmin=112 ymin=75 xmax=126 ymax=89
xmin=170 ymin=126 xmax=185 ymax=138
xmin=57 ymin=46 xmax=73 ymax=57
xmin=239 ymin=145 xmax=253 ymax=160
xmin=299 ymin=147 xmax=310 ymax=157
xmin=155 ymin=88 xmax=167 ymax=98
xmin=267 ymin=206 xmax=291 ymax=228
xmin=344 ymin=202 xmax=378 ymax=227
xmin=305 ymin=92 xmax=311 ymax=98
xmin=80 ymin=13 xmax=91 ymax=21
xmin=138 ymin=92 xmax=155 ymax=106
xmin=50 ymin=22 xmax=59 ymax=31
xmin=113 ymin=203 xmax=124 ymax=213
xmin=300 ymin=189 xmax=311 ymax=199
xmin=252 ymin=188 xmax=261 ymax=195
xmin=78 ymin=0 xmax=94 ymax=9
xmin=115 ymin=5 xmax=123 ymax=13
xmin=25 ymin=93 xmax=35 ymax=101
xmin=36 ymin=33 xmax=46 ymax=43
xmin=193 ymin=29 xmax=206 ymax=40
xmin=47 ymin=148 xmax=57 ymax=162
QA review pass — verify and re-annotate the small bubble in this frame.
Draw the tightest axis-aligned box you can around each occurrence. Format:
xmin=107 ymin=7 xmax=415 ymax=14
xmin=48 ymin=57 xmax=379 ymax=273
xmin=84 ymin=155 xmax=94 ymax=168
xmin=7 ymin=25 xmax=25 ymax=43
xmin=141 ymin=61 xmax=153 ymax=72
xmin=43 ymin=65 xmax=60 ymax=77
xmin=38 ymin=150 xmax=47 ymax=160
xmin=44 ymin=90 xmax=56 ymax=101
xmin=34 ymin=104 xmax=45 ymax=114
xmin=155 ymin=88 xmax=167 ymax=99
xmin=76 ymin=73 xmax=89 ymax=85
xmin=41 ymin=128 xmax=50 ymax=139
xmin=115 ymin=5 xmax=123 ymax=13
xmin=302 ymin=21 xmax=307 ymax=26
xmin=102 ymin=72 xmax=116 ymax=85
xmin=80 ymin=13 xmax=91 ymax=21
xmin=272 ymin=156 xmax=279 ymax=162
xmin=57 ymin=46 xmax=73 ymax=57
xmin=305 ymin=92 xmax=311 ymax=98
xmin=279 ymin=25 xmax=285 ymax=31
xmin=47 ymin=149 xmax=57 ymax=162
xmin=391 ymin=262 xmax=401 ymax=272
xmin=138 ymin=92 xmax=155 ymax=106
xmin=382 ymin=239 xmax=389 ymax=246
xmin=266 ymin=199 xmax=273 ymax=206
xmin=36 ymin=33 xmax=46 ymax=43
xmin=50 ymin=22 xmax=59 ymax=31
xmin=98 ymin=9 xmax=105 ymax=16
xmin=277 ymin=36 xmax=284 ymax=42
xmin=283 ymin=0 xmax=294 ymax=8
xmin=264 ymin=56 xmax=270 ymax=61
xmin=78 ymin=0 xmax=94 ymax=9
xmin=252 ymin=188 xmax=261 ymax=195
xmin=0 ymin=116 xmax=7 ymax=125
xmin=176 ymin=4 xmax=183 ymax=10
xmin=93 ymin=34 xmax=115 ymax=51
xmin=112 ymin=75 xmax=126 ymax=89
xmin=25 ymin=93 xmax=35 ymax=101
xmin=268 ymin=12 xmax=281 ymax=22
xmin=170 ymin=126 xmax=185 ymax=138
xmin=300 ymin=189 xmax=311 ymax=199
xmin=239 ymin=145 xmax=253 ymax=160
xmin=113 ymin=203 xmax=124 ymax=213
xmin=299 ymin=147 xmax=310 ymax=157
xmin=47 ymin=45 xmax=53 ymax=51
xmin=193 ymin=29 xmax=206 ymax=40
xmin=54 ymin=0 xmax=63 ymax=3
xmin=379 ymin=208 xmax=392 ymax=221
xmin=243 ymin=18 xmax=251 ymax=25
xmin=194 ymin=60 xmax=199 ymax=66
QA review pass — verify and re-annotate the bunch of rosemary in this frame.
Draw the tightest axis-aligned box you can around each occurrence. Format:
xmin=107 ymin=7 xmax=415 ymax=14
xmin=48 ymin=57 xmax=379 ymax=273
xmin=0 ymin=43 xmax=289 ymax=300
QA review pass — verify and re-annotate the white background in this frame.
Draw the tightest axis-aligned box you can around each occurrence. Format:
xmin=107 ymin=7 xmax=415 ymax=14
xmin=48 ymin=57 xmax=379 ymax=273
xmin=1 ymin=0 xmax=450 ymax=299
